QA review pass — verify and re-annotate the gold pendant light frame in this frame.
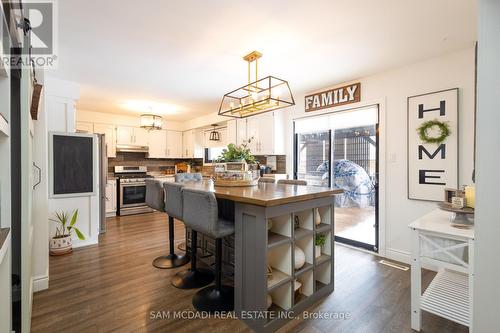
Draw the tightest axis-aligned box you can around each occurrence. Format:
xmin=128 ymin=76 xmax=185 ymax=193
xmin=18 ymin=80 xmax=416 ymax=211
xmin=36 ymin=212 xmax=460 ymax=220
xmin=218 ymin=51 xmax=295 ymax=118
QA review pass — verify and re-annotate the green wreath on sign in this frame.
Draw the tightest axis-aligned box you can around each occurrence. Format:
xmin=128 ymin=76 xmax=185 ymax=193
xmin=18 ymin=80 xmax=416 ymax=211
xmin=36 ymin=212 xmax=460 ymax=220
xmin=417 ymin=119 xmax=451 ymax=145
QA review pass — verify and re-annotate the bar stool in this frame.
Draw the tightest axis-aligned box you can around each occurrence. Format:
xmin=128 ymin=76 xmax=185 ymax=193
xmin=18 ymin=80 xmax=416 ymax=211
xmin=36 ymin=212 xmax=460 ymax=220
xmin=258 ymin=177 xmax=275 ymax=183
xmin=175 ymin=173 xmax=202 ymax=252
xmin=182 ymin=188 xmax=235 ymax=312
xmin=170 ymin=182 xmax=214 ymax=289
xmin=277 ymin=179 xmax=308 ymax=185
xmin=145 ymin=179 xmax=190 ymax=269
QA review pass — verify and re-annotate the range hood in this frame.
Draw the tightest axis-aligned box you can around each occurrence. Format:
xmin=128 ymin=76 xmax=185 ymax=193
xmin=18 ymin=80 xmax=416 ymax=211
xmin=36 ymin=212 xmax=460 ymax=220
xmin=116 ymin=144 xmax=149 ymax=153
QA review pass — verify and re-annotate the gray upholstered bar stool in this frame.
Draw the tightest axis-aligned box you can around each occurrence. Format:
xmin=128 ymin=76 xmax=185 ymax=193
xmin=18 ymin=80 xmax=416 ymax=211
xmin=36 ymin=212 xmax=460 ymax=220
xmin=175 ymin=172 xmax=203 ymax=182
xmin=145 ymin=179 xmax=190 ymax=269
xmin=182 ymin=188 xmax=235 ymax=312
xmin=277 ymin=179 xmax=308 ymax=185
xmin=258 ymin=177 xmax=275 ymax=183
xmin=169 ymin=182 xmax=214 ymax=289
xmin=174 ymin=173 xmax=202 ymax=252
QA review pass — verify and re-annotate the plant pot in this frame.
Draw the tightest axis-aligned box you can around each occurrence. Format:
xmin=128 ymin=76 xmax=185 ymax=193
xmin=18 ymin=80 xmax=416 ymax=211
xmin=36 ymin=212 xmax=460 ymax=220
xmin=50 ymin=235 xmax=73 ymax=256
xmin=315 ymin=245 xmax=322 ymax=259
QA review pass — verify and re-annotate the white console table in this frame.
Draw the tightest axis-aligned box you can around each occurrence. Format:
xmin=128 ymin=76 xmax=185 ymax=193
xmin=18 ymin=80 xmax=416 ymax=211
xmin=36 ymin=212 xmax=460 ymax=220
xmin=409 ymin=209 xmax=474 ymax=332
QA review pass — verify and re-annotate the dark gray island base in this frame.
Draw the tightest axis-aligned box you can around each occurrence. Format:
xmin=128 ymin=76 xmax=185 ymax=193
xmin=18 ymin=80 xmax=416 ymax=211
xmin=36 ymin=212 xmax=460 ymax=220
xmin=182 ymin=181 xmax=342 ymax=332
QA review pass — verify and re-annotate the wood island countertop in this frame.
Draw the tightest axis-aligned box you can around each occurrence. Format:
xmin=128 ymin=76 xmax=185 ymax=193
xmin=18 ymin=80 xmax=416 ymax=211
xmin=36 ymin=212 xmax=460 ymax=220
xmin=182 ymin=180 xmax=343 ymax=207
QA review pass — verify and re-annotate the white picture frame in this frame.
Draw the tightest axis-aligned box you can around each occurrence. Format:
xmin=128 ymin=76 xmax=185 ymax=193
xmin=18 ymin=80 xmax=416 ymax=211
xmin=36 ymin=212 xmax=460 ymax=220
xmin=407 ymin=88 xmax=459 ymax=201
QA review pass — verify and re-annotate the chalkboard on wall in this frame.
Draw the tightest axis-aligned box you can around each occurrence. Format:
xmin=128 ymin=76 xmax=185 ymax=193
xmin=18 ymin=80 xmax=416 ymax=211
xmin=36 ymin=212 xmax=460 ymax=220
xmin=51 ymin=133 xmax=95 ymax=196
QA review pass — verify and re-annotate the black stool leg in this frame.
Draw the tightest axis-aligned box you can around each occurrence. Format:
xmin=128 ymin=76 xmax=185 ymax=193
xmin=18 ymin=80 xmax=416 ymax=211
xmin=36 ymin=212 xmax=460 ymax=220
xmin=192 ymin=238 xmax=234 ymax=312
xmin=153 ymin=216 xmax=190 ymax=269
xmin=171 ymin=230 xmax=214 ymax=289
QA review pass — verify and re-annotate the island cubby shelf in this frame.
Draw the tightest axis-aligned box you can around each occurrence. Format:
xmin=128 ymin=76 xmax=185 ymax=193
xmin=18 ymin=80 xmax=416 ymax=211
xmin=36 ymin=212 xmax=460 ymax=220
xmin=249 ymin=200 xmax=335 ymax=333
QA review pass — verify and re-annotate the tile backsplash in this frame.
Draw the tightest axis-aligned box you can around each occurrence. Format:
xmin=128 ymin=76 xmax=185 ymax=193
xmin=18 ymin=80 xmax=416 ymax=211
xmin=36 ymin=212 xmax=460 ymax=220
xmin=108 ymin=153 xmax=203 ymax=173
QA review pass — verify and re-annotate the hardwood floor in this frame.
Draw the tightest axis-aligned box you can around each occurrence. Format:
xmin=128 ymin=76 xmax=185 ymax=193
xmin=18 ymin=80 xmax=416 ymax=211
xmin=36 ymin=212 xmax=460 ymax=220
xmin=31 ymin=212 xmax=468 ymax=333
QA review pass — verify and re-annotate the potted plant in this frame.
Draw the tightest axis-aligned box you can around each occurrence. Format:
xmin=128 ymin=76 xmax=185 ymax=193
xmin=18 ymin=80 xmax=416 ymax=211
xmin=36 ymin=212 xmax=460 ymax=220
xmin=49 ymin=210 xmax=85 ymax=256
xmin=315 ymin=233 xmax=327 ymax=258
xmin=214 ymin=138 xmax=261 ymax=186
xmin=216 ymin=137 xmax=257 ymax=164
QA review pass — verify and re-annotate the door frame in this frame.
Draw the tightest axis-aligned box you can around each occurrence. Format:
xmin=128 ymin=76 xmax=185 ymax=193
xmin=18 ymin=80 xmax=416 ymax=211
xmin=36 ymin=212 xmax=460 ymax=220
xmin=291 ymin=99 xmax=386 ymax=256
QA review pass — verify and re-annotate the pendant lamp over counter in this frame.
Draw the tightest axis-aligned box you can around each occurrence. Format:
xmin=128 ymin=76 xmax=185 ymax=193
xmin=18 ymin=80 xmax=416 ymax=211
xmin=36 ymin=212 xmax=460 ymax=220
xmin=209 ymin=124 xmax=221 ymax=141
xmin=218 ymin=51 xmax=295 ymax=119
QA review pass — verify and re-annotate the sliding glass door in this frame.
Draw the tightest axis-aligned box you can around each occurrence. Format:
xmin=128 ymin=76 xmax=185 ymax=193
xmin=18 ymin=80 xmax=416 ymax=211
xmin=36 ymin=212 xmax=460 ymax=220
xmin=294 ymin=130 xmax=331 ymax=187
xmin=294 ymin=106 xmax=379 ymax=252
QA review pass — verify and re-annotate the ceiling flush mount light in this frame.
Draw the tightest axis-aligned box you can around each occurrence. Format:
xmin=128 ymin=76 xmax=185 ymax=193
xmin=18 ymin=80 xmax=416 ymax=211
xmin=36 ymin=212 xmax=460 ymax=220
xmin=209 ymin=124 xmax=221 ymax=141
xmin=140 ymin=114 xmax=163 ymax=131
xmin=218 ymin=51 xmax=295 ymax=119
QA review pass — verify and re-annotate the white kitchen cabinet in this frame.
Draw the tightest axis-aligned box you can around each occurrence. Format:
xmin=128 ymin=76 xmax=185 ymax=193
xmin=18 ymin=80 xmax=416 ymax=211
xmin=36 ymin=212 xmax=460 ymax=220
xmin=93 ymin=123 xmax=116 ymax=158
xmin=166 ymin=130 xmax=183 ymax=158
xmin=183 ymin=130 xmax=194 ymax=158
xmin=116 ymin=126 xmax=135 ymax=145
xmin=237 ymin=111 xmax=285 ymax=155
xmin=256 ymin=112 xmax=275 ymax=155
xmin=246 ymin=116 xmax=259 ymax=153
xmin=236 ymin=118 xmax=247 ymax=146
xmin=105 ymin=179 xmax=116 ymax=216
xmin=134 ymin=127 xmax=149 ymax=146
xmin=148 ymin=130 xmax=167 ymax=158
xmin=116 ymin=126 xmax=149 ymax=146
xmin=183 ymin=129 xmax=204 ymax=158
xmin=227 ymin=120 xmax=237 ymax=145
xmin=76 ymin=121 xmax=93 ymax=133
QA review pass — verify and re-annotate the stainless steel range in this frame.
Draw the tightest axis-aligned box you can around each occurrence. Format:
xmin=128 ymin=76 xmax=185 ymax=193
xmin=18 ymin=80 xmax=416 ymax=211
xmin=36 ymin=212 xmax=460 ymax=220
xmin=115 ymin=166 xmax=154 ymax=216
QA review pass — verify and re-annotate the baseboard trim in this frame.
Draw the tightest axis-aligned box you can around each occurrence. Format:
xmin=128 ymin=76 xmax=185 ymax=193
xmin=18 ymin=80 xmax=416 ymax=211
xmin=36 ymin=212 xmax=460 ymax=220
xmin=385 ymin=248 xmax=411 ymax=265
xmin=33 ymin=275 xmax=48 ymax=292
xmin=73 ymin=237 xmax=98 ymax=249
xmin=385 ymin=247 xmax=438 ymax=272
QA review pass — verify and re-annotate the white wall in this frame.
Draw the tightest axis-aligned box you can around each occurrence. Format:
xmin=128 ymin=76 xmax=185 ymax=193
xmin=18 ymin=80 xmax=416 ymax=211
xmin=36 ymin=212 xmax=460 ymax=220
xmin=32 ymin=77 xmax=100 ymax=292
xmin=473 ymin=0 xmax=500 ymax=331
xmin=285 ymin=47 xmax=476 ymax=261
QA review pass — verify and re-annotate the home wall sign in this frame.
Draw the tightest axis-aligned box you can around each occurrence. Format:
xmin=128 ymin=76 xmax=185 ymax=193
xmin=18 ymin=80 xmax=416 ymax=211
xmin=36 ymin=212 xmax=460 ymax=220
xmin=408 ymin=88 xmax=458 ymax=201
xmin=305 ymin=82 xmax=361 ymax=112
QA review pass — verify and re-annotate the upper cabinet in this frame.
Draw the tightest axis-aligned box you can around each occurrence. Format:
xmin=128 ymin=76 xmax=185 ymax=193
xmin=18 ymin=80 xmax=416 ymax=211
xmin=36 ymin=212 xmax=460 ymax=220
xmin=236 ymin=118 xmax=247 ymax=146
xmin=76 ymin=122 xmax=116 ymax=157
xmin=116 ymin=126 xmax=148 ymax=146
xmin=227 ymin=120 xmax=237 ymax=145
xmin=134 ymin=127 xmax=149 ymax=146
xmin=182 ymin=129 xmax=203 ymax=159
xmin=235 ymin=111 xmax=285 ymax=155
xmin=166 ymin=130 xmax=183 ymax=158
xmin=93 ymin=123 xmax=117 ymax=158
xmin=116 ymin=126 xmax=135 ymax=145
xmin=148 ymin=129 xmax=167 ymax=158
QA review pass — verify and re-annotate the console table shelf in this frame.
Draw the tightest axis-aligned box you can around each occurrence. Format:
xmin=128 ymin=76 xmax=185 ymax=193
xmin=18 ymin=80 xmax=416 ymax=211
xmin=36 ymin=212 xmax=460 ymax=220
xmin=420 ymin=268 xmax=469 ymax=327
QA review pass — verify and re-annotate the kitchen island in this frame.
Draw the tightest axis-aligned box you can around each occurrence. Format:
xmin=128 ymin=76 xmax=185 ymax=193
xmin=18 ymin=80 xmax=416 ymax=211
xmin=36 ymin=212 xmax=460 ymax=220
xmin=182 ymin=180 xmax=343 ymax=332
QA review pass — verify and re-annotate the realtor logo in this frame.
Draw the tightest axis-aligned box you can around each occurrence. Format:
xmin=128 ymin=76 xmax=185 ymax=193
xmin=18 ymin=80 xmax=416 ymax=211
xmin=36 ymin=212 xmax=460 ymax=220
xmin=25 ymin=1 xmax=54 ymax=54
xmin=1 ymin=0 xmax=58 ymax=68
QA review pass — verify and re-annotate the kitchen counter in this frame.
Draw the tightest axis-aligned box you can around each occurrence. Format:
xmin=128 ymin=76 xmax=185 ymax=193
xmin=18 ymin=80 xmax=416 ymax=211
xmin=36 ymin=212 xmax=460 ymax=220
xmin=182 ymin=180 xmax=342 ymax=207
xmin=182 ymin=180 xmax=342 ymax=332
